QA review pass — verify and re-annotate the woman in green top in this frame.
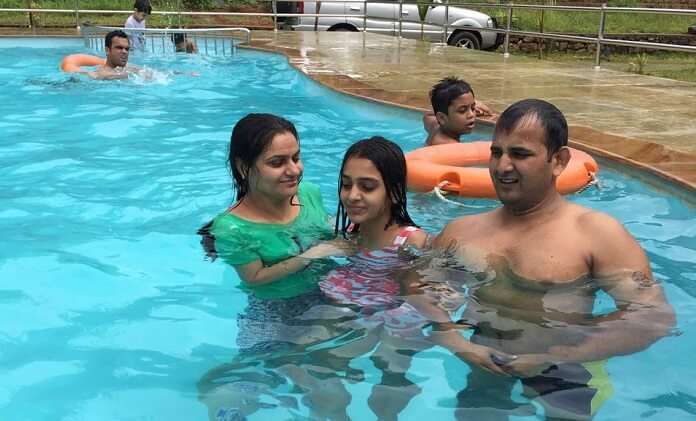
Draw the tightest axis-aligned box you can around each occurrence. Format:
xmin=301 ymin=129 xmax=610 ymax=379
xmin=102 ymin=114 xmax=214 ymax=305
xmin=200 ymin=113 xmax=348 ymax=295
xmin=197 ymin=113 xmax=356 ymax=420
xmin=198 ymin=113 xmax=351 ymax=347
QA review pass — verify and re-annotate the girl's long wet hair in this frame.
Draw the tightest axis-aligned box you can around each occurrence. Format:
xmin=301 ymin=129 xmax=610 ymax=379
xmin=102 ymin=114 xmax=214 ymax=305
xmin=335 ymin=136 xmax=417 ymax=237
xmin=229 ymin=113 xmax=300 ymax=202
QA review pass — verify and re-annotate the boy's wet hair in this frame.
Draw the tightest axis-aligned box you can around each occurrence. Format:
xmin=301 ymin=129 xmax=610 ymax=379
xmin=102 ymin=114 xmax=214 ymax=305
xmin=105 ymin=30 xmax=129 ymax=48
xmin=494 ymin=98 xmax=568 ymax=157
xmin=430 ymin=76 xmax=474 ymax=115
xmin=172 ymin=33 xmax=185 ymax=45
xmin=134 ymin=0 xmax=152 ymax=14
xmin=335 ymin=136 xmax=418 ymax=236
xmin=228 ymin=113 xmax=300 ymax=202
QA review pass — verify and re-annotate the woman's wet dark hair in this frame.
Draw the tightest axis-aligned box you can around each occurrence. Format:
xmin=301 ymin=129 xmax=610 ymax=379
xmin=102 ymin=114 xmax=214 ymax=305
xmin=229 ymin=113 xmax=299 ymax=202
xmin=197 ymin=113 xmax=299 ymax=261
xmin=335 ymin=136 xmax=417 ymax=236
xmin=494 ymin=98 xmax=568 ymax=158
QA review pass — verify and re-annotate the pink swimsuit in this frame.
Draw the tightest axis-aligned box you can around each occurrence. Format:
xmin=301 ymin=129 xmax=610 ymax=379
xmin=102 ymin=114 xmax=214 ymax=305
xmin=319 ymin=226 xmax=427 ymax=337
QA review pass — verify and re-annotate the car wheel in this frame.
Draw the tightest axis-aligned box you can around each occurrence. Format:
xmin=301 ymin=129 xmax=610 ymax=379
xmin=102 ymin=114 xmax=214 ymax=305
xmin=448 ymin=31 xmax=481 ymax=50
xmin=328 ymin=25 xmax=358 ymax=32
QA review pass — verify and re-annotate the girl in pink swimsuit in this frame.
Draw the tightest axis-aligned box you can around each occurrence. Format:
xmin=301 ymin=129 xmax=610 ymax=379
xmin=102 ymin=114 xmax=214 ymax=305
xmin=318 ymin=136 xmax=431 ymax=420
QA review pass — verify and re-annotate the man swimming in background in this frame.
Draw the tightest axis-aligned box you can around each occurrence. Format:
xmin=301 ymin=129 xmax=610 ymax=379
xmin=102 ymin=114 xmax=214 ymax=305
xmin=84 ymin=30 xmax=146 ymax=80
xmin=408 ymin=99 xmax=676 ymax=420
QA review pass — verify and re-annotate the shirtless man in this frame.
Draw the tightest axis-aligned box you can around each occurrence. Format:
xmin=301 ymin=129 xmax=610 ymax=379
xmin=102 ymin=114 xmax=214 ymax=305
xmin=410 ymin=99 xmax=676 ymax=420
xmin=85 ymin=30 xmax=143 ymax=80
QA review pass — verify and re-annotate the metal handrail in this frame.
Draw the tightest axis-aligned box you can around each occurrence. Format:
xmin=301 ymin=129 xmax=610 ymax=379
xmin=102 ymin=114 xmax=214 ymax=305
xmin=3 ymin=2 xmax=696 ymax=68
xmin=81 ymin=24 xmax=251 ymax=55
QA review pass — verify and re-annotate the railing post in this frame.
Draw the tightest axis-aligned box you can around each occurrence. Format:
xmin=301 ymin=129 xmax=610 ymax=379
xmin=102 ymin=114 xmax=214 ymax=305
xmin=443 ymin=0 xmax=450 ymax=44
xmin=75 ymin=0 xmax=80 ymax=29
xmin=25 ymin=0 xmax=33 ymax=28
xmin=538 ymin=8 xmax=544 ymax=59
xmin=363 ymin=0 xmax=367 ymax=33
xmin=272 ymin=0 xmax=278 ymax=32
xmin=595 ymin=3 xmax=606 ymax=69
xmin=503 ymin=3 xmax=512 ymax=57
xmin=398 ymin=0 xmax=403 ymax=38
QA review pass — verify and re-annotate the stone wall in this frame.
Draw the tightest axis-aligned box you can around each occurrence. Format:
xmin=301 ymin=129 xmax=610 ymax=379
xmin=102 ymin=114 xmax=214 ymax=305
xmin=504 ymin=33 xmax=696 ymax=54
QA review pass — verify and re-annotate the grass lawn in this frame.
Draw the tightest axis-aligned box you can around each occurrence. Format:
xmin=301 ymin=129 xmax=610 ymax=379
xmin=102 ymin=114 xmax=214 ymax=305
xmin=516 ymin=50 xmax=696 ymax=82
xmin=0 ymin=0 xmax=273 ymax=28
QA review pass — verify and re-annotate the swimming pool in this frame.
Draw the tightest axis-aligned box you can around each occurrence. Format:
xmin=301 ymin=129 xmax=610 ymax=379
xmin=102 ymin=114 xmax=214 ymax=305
xmin=1 ymin=38 xmax=695 ymax=420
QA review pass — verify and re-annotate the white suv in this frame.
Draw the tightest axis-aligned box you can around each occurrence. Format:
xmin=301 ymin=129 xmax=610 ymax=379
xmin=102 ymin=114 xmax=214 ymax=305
xmin=280 ymin=0 xmax=503 ymax=50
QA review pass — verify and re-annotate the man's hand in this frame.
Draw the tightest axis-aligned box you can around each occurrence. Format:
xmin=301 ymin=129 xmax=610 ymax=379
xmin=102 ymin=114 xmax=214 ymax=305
xmin=499 ymin=353 xmax=555 ymax=378
xmin=454 ymin=342 xmax=517 ymax=376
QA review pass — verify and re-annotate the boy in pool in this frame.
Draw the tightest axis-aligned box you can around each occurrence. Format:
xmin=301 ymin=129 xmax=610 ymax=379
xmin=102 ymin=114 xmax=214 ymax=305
xmin=124 ymin=0 xmax=151 ymax=51
xmin=171 ymin=33 xmax=198 ymax=54
xmin=424 ymin=76 xmax=493 ymax=146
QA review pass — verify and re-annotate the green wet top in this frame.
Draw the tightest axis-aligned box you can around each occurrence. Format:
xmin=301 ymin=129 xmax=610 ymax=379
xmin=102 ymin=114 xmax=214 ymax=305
xmin=210 ymin=182 xmax=335 ymax=299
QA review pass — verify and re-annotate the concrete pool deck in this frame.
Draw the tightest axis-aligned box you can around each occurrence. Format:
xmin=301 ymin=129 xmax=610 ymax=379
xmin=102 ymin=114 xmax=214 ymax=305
xmin=244 ymin=30 xmax=696 ymax=193
xmin=2 ymin=28 xmax=695 ymax=192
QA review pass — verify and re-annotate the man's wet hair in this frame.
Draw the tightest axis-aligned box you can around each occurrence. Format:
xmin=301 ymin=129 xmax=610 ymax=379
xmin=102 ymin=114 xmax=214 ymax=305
xmin=494 ymin=98 xmax=568 ymax=157
xmin=335 ymin=136 xmax=417 ymax=237
xmin=134 ymin=0 xmax=152 ymax=14
xmin=105 ymin=30 xmax=129 ymax=48
xmin=430 ymin=76 xmax=474 ymax=115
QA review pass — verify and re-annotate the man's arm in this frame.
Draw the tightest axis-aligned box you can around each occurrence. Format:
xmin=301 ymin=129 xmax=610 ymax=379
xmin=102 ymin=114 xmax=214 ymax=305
xmin=402 ymin=221 xmax=516 ymax=376
xmin=82 ymin=70 xmax=129 ymax=80
xmin=554 ymin=212 xmax=675 ymax=359
xmin=503 ymin=212 xmax=676 ymax=377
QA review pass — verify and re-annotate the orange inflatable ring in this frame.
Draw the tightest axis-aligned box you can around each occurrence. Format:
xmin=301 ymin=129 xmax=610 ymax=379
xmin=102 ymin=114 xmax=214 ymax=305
xmin=406 ymin=141 xmax=599 ymax=198
xmin=60 ymin=54 xmax=105 ymax=73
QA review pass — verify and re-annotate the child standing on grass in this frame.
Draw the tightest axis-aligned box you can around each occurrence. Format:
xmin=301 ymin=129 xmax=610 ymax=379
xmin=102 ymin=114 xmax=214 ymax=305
xmin=124 ymin=0 xmax=151 ymax=51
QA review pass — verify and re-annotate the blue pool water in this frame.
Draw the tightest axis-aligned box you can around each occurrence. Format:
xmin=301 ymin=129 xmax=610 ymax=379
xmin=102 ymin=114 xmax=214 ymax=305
xmin=1 ymin=38 xmax=695 ymax=421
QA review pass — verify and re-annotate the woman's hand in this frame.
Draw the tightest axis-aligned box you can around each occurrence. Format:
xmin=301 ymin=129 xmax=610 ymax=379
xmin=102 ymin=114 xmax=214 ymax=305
xmin=300 ymin=238 xmax=357 ymax=259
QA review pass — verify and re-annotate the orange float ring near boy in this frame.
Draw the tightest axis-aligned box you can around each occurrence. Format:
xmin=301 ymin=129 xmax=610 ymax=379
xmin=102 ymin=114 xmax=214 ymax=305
xmin=60 ymin=54 xmax=105 ymax=73
xmin=406 ymin=141 xmax=599 ymax=198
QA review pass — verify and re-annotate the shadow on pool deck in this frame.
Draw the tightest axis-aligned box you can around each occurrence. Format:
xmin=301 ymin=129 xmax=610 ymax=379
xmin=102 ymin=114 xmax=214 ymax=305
xmin=2 ymin=28 xmax=695 ymax=192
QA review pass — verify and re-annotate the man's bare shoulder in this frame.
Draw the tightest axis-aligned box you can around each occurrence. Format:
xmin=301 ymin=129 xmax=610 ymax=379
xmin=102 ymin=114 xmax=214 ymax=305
xmin=433 ymin=210 xmax=498 ymax=248
xmin=570 ymin=204 xmax=626 ymax=235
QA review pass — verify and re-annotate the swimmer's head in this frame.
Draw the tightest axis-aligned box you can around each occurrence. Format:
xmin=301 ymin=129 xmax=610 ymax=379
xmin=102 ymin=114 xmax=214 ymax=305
xmin=172 ymin=33 xmax=185 ymax=49
xmin=430 ymin=76 xmax=477 ymax=136
xmin=491 ymin=99 xmax=570 ymax=209
xmin=104 ymin=30 xmax=130 ymax=67
xmin=228 ymin=113 xmax=300 ymax=201
xmin=335 ymin=136 xmax=417 ymax=235
xmin=430 ymin=76 xmax=474 ymax=116
xmin=494 ymin=98 xmax=568 ymax=158
xmin=133 ymin=0 xmax=152 ymax=22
